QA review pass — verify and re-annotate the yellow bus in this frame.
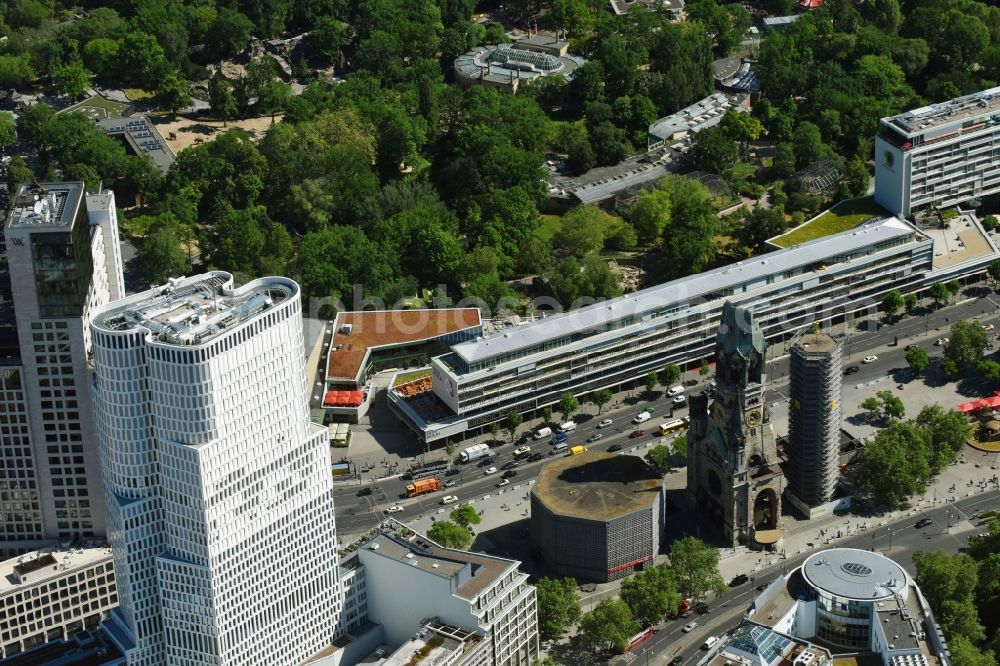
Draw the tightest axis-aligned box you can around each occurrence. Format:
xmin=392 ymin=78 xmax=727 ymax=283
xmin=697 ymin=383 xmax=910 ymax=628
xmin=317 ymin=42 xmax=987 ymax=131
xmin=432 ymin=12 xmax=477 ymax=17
xmin=659 ymin=419 xmax=686 ymax=436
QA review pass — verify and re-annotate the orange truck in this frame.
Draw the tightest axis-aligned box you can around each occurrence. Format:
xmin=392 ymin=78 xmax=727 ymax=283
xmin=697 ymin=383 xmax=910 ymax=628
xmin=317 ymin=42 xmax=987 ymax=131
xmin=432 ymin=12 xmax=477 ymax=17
xmin=406 ymin=477 xmax=441 ymax=498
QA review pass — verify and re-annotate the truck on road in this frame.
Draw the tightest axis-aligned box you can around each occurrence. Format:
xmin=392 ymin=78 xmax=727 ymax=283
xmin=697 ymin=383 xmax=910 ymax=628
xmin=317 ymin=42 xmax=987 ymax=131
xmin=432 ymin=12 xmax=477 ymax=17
xmin=459 ymin=443 xmax=490 ymax=463
xmin=406 ymin=477 xmax=441 ymax=497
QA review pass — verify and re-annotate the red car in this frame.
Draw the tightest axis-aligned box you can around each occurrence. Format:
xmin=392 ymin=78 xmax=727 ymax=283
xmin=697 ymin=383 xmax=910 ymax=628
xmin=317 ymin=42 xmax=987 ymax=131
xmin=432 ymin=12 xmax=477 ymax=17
xmin=629 ymin=430 xmax=645 ymax=438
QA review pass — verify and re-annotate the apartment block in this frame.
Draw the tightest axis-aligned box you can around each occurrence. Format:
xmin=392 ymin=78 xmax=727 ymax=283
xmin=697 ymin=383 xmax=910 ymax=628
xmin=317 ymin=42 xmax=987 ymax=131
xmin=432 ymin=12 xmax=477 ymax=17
xmin=356 ymin=530 xmax=538 ymax=666
xmin=0 ymin=182 xmax=124 ymax=553
xmin=875 ymin=87 xmax=1000 ymax=218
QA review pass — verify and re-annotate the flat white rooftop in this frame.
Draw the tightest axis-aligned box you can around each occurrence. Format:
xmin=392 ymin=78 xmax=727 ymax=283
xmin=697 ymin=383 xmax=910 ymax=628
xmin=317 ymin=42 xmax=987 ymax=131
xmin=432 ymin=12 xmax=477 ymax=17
xmin=450 ymin=216 xmax=920 ymax=365
xmin=885 ymin=86 xmax=1000 ymax=136
xmin=6 ymin=182 xmax=83 ymax=228
xmin=93 ymin=273 xmax=295 ymax=347
xmin=0 ymin=544 xmax=113 ymax=593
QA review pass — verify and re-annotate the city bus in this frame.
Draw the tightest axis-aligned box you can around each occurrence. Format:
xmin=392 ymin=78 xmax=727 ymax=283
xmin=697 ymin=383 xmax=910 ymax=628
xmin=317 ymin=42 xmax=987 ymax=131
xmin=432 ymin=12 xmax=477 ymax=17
xmin=659 ymin=418 xmax=687 ymax=436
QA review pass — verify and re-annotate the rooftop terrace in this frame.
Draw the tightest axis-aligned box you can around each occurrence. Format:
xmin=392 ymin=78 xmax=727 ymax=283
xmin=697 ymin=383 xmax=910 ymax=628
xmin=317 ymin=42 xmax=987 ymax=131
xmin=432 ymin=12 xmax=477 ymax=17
xmin=532 ymin=452 xmax=662 ymax=521
xmin=326 ymin=309 xmax=481 ymax=383
xmin=93 ymin=273 xmax=293 ymax=347
xmin=885 ymin=86 xmax=1000 ymax=136
xmin=359 ymin=527 xmax=518 ymax=601
xmin=6 ymin=182 xmax=83 ymax=228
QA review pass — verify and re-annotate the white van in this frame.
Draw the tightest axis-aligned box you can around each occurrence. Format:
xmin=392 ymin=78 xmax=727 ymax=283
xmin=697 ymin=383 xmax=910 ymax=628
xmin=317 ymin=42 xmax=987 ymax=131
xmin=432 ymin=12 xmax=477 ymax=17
xmin=667 ymin=385 xmax=685 ymax=397
xmin=702 ymin=636 xmax=719 ymax=650
xmin=534 ymin=427 xmax=553 ymax=440
xmin=632 ymin=412 xmax=651 ymax=424
xmin=552 ymin=442 xmax=568 ymax=453
xmin=558 ymin=421 xmax=577 ymax=432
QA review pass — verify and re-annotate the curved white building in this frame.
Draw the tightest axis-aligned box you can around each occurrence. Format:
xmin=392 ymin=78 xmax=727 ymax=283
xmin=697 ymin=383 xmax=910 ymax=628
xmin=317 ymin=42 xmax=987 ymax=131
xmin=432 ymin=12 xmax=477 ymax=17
xmin=749 ymin=548 xmax=949 ymax=665
xmin=90 ymin=273 xmax=342 ymax=666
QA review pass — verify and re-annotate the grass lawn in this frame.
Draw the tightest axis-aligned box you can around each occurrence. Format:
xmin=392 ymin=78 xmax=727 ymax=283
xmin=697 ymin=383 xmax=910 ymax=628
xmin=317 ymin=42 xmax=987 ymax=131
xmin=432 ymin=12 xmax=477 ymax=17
xmin=60 ymin=94 xmax=128 ymax=119
xmin=771 ymin=196 xmax=889 ymax=248
xmin=538 ymin=214 xmax=562 ymax=241
xmin=123 ymin=88 xmax=155 ymax=101
xmin=392 ymin=369 xmax=432 ymax=387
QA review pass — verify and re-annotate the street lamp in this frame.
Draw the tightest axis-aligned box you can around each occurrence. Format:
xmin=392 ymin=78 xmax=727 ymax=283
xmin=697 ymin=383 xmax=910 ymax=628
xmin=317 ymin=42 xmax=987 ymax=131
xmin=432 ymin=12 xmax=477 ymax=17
xmin=887 ymin=527 xmax=893 ymax=552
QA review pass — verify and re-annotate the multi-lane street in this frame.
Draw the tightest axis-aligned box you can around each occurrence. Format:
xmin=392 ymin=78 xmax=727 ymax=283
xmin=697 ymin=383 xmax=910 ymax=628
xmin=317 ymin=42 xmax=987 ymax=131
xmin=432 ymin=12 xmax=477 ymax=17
xmin=333 ymin=290 xmax=1000 ymax=539
xmin=630 ymin=489 xmax=1000 ymax=666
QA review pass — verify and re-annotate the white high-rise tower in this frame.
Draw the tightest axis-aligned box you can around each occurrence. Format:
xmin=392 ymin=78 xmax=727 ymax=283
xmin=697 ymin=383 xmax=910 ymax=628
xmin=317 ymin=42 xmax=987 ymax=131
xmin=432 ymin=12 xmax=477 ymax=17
xmin=1 ymin=181 xmax=124 ymax=553
xmin=90 ymin=272 xmax=342 ymax=666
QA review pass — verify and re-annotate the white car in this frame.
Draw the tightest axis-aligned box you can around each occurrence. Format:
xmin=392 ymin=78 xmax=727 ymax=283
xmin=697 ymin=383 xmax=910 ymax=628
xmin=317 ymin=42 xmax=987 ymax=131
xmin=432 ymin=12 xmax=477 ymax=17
xmin=667 ymin=385 xmax=685 ymax=397
xmin=862 ymin=355 xmax=878 ymax=364
xmin=441 ymin=495 xmax=459 ymax=505
xmin=513 ymin=446 xmax=531 ymax=457
xmin=598 ymin=419 xmax=613 ymax=428
xmin=672 ymin=395 xmax=687 ymax=404
xmin=495 ymin=478 xmax=510 ymax=487
xmin=936 ymin=337 xmax=949 ymax=346
xmin=683 ymin=621 xmax=698 ymax=633
xmin=386 ymin=506 xmax=404 ymax=513
xmin=483 ymin=466 xmax=497 ymax=475
xmin=987 ymin=324 xmax=996 ymax=332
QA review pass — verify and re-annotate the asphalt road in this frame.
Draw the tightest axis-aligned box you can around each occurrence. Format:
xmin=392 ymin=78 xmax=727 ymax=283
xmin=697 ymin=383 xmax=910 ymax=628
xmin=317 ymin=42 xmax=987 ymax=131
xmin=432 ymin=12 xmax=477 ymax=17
xmin=332 ymin=290 xmax=1000 ymax=538
xmin=630 ymin=489 xmax=1000 ymax=666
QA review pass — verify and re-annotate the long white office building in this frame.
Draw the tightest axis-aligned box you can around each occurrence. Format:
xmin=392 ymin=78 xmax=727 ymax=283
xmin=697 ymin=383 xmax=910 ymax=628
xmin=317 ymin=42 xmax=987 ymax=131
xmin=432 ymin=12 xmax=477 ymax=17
xmin=390 ymin=215 xmax=999 ymax=443
xmin=90 ymin=273 xmax=343 ymax=666
xmin=875 ymin=87 xmax=1000 ymax=218
xmin=1 ymin=182 xmax=124 ymax=553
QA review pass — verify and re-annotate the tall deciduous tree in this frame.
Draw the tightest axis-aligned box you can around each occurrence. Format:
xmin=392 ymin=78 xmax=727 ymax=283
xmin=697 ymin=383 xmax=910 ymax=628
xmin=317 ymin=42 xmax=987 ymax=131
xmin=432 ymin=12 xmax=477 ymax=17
xmin=591 ymin=389 xmax=613 ymax=415
xmin=208 ymin=74 xmax=237 ymax=126
xmin=535 ymin=577 xmax=582 ymax=639
xmin=578 ymin=599 xmax=639 ymax=653
xmin=668 ymin=537 xmax=725 ymax=599
xmin=559 ymin=393 xmax=579 ymax=421
xmin=427 ymin=520 xmax=473 ymax=549
xmin=154 ymin=72 xmax=192 ymax=117
xmin=620 ymin=565 xmax=680 ymax=628
xmin=504 ymin=411 xmax=523 ymax=442
xmin=449 ymin=504 xmax=481 ymax=527
xmin=0 ymin=113 xmax=15 ymax=151
xmin=945 ymin=320 xmax=989 ymax=371
xmin=882 ymin=289 xmax=904 ymax=321
xmin=52 ymin=61 xmax=92 ymax=99
xmin=906 ymin=347 xmax=930 ymax=375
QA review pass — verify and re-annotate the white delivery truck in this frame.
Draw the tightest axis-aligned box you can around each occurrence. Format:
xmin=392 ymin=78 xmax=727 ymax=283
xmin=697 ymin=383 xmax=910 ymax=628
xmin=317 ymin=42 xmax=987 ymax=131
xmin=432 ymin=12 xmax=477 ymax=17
xmin=459 ymin=443 xmax=491 ymax=463
xmin=558 ymin=421 xmax=577 ymax=432
xmin=632 ymin=412 xmax=651 ymax=424
xmin=534 ymin=427 xmax=553 ymax=440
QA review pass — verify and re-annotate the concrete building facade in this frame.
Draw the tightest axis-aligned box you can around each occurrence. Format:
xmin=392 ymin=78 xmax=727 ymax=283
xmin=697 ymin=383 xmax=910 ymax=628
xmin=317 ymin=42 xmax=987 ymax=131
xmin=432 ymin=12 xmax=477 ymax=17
xmin=357 ymin=531 xmax=538 ymax=666
xmin=395 ymin=217 xmax=953 ymax=444
xmin=787 ymin=334 xmax=843 ymax=509
xmin=530 ymin=452 xmax=664 ymax=582
xmin=875 ymin=87 xmax=1000 ymax=218
xmin=0 ymin=544 xmax=118 ymax=660
xmin=90 ymin=273 xmax=342 ymax=666
xmin=687 ymin=303 xmax=784 ymax=548
xmin=1 ymin=182 xmax=124 ymax=553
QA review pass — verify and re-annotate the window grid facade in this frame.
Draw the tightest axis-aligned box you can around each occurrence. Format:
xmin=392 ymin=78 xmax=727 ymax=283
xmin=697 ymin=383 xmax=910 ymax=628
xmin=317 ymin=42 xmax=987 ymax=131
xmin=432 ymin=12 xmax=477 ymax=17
xmin=2 ymin=183 xmax=124 ymax=550
xmin=415 ymin=221 xmax=938 ymax=442
xmin=91 ymin=273 xmax=343 ymax=666
xmin=0 ymin=550 xmax=118 ymax=659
